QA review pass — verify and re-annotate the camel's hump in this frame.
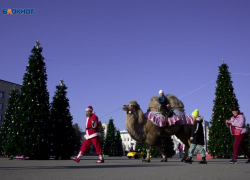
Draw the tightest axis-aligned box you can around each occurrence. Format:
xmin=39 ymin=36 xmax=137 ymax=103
xmin=166 ymin=94 xmax=184 ymax=110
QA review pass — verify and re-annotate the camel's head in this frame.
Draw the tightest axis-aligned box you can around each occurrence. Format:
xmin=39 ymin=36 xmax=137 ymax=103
xmin=148 ymin=96 xmax=161 ymax=112
xmin=122 ymin=100 xmax=140 ymax=114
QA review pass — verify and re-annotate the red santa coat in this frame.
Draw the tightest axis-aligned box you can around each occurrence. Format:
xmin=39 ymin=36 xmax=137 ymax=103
xmin=84 ymin=114 xmax=100 ymax=139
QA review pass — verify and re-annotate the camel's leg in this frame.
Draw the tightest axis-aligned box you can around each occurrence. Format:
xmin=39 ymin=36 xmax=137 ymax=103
xmin=142 ymin=145 xmax=151 ymax=162
xmin=155 ymin=145 xmax=167 ymax=162
xmin=174 ymin=124 xmax=192 ymax=162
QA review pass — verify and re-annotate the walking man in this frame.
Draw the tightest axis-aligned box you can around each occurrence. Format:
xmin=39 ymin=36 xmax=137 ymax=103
xmin=73 ymin=106 xmax=104 ymax=163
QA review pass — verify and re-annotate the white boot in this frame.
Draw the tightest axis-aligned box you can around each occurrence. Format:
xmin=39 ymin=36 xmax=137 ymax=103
xmin=73 ymin=151 xmax=83 ymax=163
xmin=96 ymin=153 xmax=104 ymax=163
xmin=77 ymin=151 xmax=83 ymax=158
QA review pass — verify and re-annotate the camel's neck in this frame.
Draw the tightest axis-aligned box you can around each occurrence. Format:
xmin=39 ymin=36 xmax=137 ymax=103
xmin=126 ymin=109 xmax=146 ymax=142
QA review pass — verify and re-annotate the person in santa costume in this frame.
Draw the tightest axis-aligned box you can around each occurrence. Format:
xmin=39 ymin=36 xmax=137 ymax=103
xmin=73 ymin=106 xmax=104 ymax=163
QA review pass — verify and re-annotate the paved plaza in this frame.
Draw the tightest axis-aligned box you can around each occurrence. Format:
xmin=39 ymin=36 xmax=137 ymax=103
xmin=0 ymin=156 xmax=250 ymax=180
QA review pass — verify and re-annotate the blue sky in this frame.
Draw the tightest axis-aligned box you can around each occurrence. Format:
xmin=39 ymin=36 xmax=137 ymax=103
xmin=1 ymin=0 xmax=250 ymax=131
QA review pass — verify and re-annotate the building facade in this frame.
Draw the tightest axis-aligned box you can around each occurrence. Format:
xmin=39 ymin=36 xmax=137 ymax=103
xmin=0 ymin=79 xmax=22 ymax=128
xmin=120 ymin=130 xmax=136 ymax=152
xmin=102 ymin=123 xmax=109 ymax=137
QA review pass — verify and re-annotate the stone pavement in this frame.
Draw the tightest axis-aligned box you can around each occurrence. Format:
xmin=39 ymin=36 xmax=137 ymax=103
xmin=0 ymin=156 xmax=249 ymax=180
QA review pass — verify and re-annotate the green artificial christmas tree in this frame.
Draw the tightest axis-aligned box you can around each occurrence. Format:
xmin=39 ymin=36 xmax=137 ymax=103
xmin=162 ymin=136 xmax=175 ymax=158
xmin=135 ymin=141 xmax=146 ymax=152
xmin=50 ymin=79 xmax=75 ymax=159
xmin=115 ymin=131 xmax=123 ymax=156
xmin=103 ymin=118 xmax=116 ymax=156
xmin=0 ymin=87 xmax=21 ymax=157
xmin=73 ymin=123 xmax=82 ymax=154
xmin=98 ymin=121 xmax=105 ymax=149
xmin=135 ymin=136 xmax=175 ymax=158
xmin=150 ymin=145 xmax=160 ymax=158
xmin=18 ymin=41 xmax=51 ymax=159
xmin=135 ymin=141 xmax=158 ymax=157
xmin=208 ymin=61 xmax=239 ymax=158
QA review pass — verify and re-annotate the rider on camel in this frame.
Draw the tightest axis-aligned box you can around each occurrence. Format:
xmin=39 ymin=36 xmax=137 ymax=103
xmin=158 ymin=90 xmax=172 ymax=117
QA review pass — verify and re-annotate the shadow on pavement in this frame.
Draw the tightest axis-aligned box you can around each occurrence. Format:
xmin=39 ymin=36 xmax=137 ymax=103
xmin=0 ymin=163 xmax=184 ymax=170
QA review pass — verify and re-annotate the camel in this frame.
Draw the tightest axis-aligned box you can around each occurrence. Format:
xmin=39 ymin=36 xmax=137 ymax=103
xmin=122 ymin=95 xmax=193 ymax=162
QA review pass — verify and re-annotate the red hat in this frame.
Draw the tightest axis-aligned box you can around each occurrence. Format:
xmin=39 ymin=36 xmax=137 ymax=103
xmin=86 ymin=106 xmax=93 ymax=112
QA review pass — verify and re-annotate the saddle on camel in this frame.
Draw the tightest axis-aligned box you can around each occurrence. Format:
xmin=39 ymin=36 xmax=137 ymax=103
xmin=145 ymin=94 xmax=193 ymax=128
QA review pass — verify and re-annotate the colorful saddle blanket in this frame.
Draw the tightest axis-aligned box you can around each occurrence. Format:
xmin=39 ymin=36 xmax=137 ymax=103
xmin=144 ymin=111 xmax=166 ymax=127
xmin=144 ymin=110 xmax=193 ymax=127
xmin=168 ymin=110 xmax=193 ymax=126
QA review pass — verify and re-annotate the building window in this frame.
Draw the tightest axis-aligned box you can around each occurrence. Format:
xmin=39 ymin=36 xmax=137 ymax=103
xmin=0 ymin=103 xmax=3 ymax=110
xmin=0 ymin=92 xmax=3 ymax=98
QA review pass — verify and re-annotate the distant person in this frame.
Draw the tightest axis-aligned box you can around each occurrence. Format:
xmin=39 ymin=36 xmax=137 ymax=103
xmin=185 ymin=109 xmax=207 ymax=164
xmin=226 ymin=107 xmax=250 ymax=164
xmin=73 ymin=106 xmax=104 ymax=163
xmin=178 ymin=143 xmax=183 ymax=158
xmin=130 ymin=146 xmax=134 ymax=152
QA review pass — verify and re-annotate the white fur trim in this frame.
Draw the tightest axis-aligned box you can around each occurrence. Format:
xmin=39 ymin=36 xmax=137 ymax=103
xmin=77 ymin=151 xmax=83 ymax=158
xmin=99 ymin=154 xmax=103 ymax=160
xmin=86 ymin=117 xmax=89 ymax=128
xmin=84 ymin=132 xmax=100 ymax=140
xmin=86 ymin=108 xmax=93 ymax=111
